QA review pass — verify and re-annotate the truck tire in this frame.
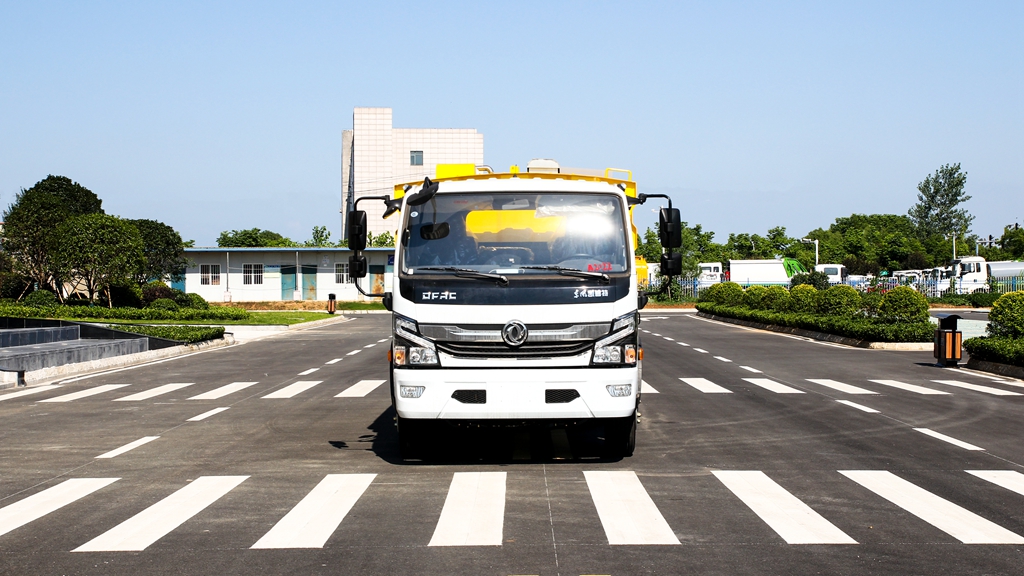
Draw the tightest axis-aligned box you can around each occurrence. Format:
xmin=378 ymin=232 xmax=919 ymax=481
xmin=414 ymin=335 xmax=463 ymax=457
xmin=397 ymin=417 xmax=429 ymax=460
xmin=604 ymin=412 xmax=636 ymax=457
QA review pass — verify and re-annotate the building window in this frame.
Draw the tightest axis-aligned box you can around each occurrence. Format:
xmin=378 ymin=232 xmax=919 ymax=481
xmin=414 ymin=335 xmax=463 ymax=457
xmin=335 ymin=262 xmax=351 ymax=284
xmin=243 ymin=264 xmax=264 ymax=285
xmin=200 ymin=264 xmax=221 ymax=286
xmin=410 ymin=150 xmax=423 ymax=166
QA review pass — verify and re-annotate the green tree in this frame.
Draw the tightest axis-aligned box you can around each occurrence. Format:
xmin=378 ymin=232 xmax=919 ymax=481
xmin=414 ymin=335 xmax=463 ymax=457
xmin=908 ymin=163 xmax=973 ymax=239
xmin=304 ymin=225 xmax=333 ymax=247
xmin=1000 ymin=224 xmax=1024 ymax=259
xmin=216 ymin=228 xmax=297 ymax=247
xmin=369 ymin=231 xmax=396 ymax=248
xmin=52 ymin=214 xmax=144 ymax=305
xmin=1 ymin=175 xmax=104 ymax=297
xmin=128 ymin=219 xmax=189 ymax=286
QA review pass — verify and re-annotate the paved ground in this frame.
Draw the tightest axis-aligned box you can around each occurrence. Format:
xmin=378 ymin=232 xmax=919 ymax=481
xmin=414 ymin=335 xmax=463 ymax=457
xmin=2 ymin=311 xmax=1024 ymax=575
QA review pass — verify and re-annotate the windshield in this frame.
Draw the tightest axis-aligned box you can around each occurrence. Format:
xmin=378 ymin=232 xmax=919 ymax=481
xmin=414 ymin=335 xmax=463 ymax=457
xmin=401 ymin=192 xmax=629 ymax=275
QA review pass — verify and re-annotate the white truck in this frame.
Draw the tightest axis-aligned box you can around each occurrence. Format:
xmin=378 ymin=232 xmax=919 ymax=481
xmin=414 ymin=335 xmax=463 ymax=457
xmin=345 ymin=161 xmax=682 ymax=458
xmin=698 ymin=262 xmax=723 ymax=285
xmin=815 ymin=263 xmax=848 ymax=284
xmin=728 ymin=258 xmax=808 ymax=285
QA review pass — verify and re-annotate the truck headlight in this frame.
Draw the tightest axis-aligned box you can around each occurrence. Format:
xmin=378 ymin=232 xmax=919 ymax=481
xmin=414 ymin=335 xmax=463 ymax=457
xmin=393 ymin=315 xmax=439 ymax=367
xmin=592 ymin=312 xmax=638 ymax=366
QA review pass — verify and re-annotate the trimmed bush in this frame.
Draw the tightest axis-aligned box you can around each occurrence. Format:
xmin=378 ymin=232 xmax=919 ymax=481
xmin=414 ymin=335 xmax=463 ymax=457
xmin=109 ymin=324 xmax=226 ymax=343
xmin=817 ymin=285 xmax=861 ymax=316
xmin=743 ymin=285 xmax=769 ymax=309
xmin=879 ymin=286 xmax=929 ymax=323
xmin=860 ymin=291 xmax=883 ymax=317
xmin=149 ymin=298 xmax=180 ymax=311
xmin=24 ymin=290 xmax=57 ymax=307
xmin=716 ymin=282 xmax=745 ymax=306
xmin=969 ymin=292 xmax=1001 ymax=308
xmin=988 ymin=292 xmax=1024 ymax=339
xmin=104 ymin=281 xmax=143 ymax=308
xmin=696 ymin=302 xmax=933 ymax=342
xmin=185 ymin=293 xmax=210 ymax=310
xmin=790 ymin=284 xmax=819 ymax=313
xmin=761 ymin=285 xmax=791 ymax=312
xmin=142 ymin=281 xmax=176 ymax=304
xmin=0 ymin=301 xmax=249 ymax=321
xmin=964 ymin=336 xmax=1024 ymax=368
xmin=790 ymin=271 xmax=830 ymax=291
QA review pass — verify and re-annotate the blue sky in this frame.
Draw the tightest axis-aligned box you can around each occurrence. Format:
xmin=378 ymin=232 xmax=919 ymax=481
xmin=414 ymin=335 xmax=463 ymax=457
xmin=1 ymin=1 xmax=1021 ymax=246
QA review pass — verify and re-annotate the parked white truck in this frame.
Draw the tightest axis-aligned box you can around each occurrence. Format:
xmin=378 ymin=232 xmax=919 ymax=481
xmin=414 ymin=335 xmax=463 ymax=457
xmin=345 ymin=161 xmax=682 ymax=458
xmin=815 ymin=263 xmax=848 ymax=283
xmin=728 ymin=258 xmax=808 ymax=285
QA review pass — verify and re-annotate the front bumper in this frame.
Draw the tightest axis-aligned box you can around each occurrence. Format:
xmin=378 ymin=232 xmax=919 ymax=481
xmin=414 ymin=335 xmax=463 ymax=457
xmin=393 ymin=366 xmax=639 ymax=420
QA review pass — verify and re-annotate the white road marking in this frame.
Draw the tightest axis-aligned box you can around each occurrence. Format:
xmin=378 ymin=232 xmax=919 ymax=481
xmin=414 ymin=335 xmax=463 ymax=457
xmin=297 ymin=368 xmax=320 ymax=376
xmin=187 ymin=407 xmax=230 ymax=422
xmin=713 ymin=471 xmax=856 ymax=544
xmin=335 ymin=380 xmax=386 ymax=398
xmin=640 ymin=380 xmax=659 ymax=394
xmin=680 ymin=378 xmax=732 ymax=394
xmin=966 ymin=470 xmax=1024 ymax=497
xmin=377 ymin=338 xmax=389 ymax=343
xmin=39 ymin=384 xmax=129 ymax=403
xmin=840 ymin=471 xmax=1024 ymax=544
xmin=584 ymin=471 xmax=680 ymax=545
xmin=0 ymin=384 xmax=61 ymax=402
xmin=914 ymin=428 xmax=984 ymax=451
xmin=188 ymin=381 xmax=259 ymax=400
xmin=325 ymin=358 xmax=343 ymax=365
xmin=677 ymin=342 xmax=690 ymax=346
xmin=836 ymin=400 xmax=879 ymax=413
xmin=114 ymin=383 xmax=193 ymax=401
xmin=251 ymin=474 xmax=376 ymax=549
xmin=0 ymin=478 xmax=118 ymax=538
xmin=346 ymin=350 xmax=361 ymax=356
xmin=96 ymin=436 xmax=160 ymax=459
xmin=739 ymin=366 xmax=761 ymax=373
xmin=806 ymin=379 xmax=878 ymax=395
xmin=363 ymin=343 xmax=376 ymax=349
xmin=262 ymin=381 xmax=323 ymax=399
xmin=713 ymin=356 xmax=733 ymax=363
xmin=429 ymin=472 xmax=507 ymax=546
xmin=663 ymin=336 xmax=674 ymax=341
xmin=868 ymin=379 xmax=949 ymax=395
xmin=931 ymin=380 xmax=1022 ymax=397
xmin=743 ymin=378 xmax=805 ymax=394
xmin=652 ymin=333 xmax=662 ymax=337
xmin=693 ymin=348 xmax=709 ymax=353
xmin=73 ymin=476 xmax=249 ymax=552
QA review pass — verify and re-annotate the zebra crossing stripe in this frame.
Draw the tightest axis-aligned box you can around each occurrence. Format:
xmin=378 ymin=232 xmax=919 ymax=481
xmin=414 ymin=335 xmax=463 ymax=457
xmin=189 ymin=382 xmax=259 ymax=400
xmin=806 ymin=379 xmax=877 ymax=395
xmin=187 ymin=407 xmax=229 ymax=422
xmin=429 ymin=472 xmax=507 ymax=546
xmin=836 ymin=400 xmax=879 ymax=413
xmin=584 ymin=471 xmax=680 ymax=545
xmin=0 ymin=478 xmax=119 ymax=538
xmin=96 ymin=436 xmax=160 ymax=459
xmin=251 ymin=474 xmax=376 ymax=549
xmin=914 ymin=428 xmax=984 ymax=451
xmin=931 ymin=380 xmax=1022 ymax=397
xmin=679 ymin=378 xmax=732 ymax=394
xmin=0 ymin=384 xmax=61 ymax=402
xmin=640 ymin=380 xmax=659 ymax=394
xmin=713 ymin=471 xmax=856 ymax=544
xmin=966 ymin=471 xmax=1024 ymax=497
xmin=335 ymin=380 xmax=386 ymax=398
xmin=297 ymin=368 xmax=320 ymax=376
xmin=73 ymin=476 xmax=249 ymax=552
xmin=868 ymin=380 xmax=949 ymax=395
xmin=114 ymin=383 xmax=193 ymax=402
xmin=262 ymin=381 xmax=322 ymax=399
xmin=840 ymin=471 xmax=1024 ymax=544
xmin=39 ymin=384 xmax=129 ymax=403
xmin=743 ymin=378 xmax=805 ymax=394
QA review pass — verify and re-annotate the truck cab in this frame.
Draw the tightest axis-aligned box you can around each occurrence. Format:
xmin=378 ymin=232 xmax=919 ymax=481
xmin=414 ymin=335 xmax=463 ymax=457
xmin=952 ymin=256 xmax=989 ymax=294
xmin=814 ymin=264 xmax=848 ymax=284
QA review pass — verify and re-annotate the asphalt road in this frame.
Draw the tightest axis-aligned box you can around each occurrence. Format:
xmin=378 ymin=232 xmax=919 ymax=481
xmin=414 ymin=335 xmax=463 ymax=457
xmin=3 ymin=311 xmax=1024 ymax=575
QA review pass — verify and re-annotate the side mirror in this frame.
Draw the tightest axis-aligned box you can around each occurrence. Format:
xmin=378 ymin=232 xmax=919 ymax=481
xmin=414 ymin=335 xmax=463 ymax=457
xmin=660 ymin=252 xmax=682 ymax=276
xmin=348 ymin=211 xmax=367 ymax=251
xmin=349 ymin=254 xmax=367 ymax=279
xmin=638 ymin=291 xmax=649 ymax=310
xmin=659 ymin=208 xmax=681 ymax=249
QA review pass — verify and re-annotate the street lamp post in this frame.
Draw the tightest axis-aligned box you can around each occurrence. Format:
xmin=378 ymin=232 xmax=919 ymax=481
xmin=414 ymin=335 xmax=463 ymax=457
xmin=801 ymin=238 xmax=819 ymax=267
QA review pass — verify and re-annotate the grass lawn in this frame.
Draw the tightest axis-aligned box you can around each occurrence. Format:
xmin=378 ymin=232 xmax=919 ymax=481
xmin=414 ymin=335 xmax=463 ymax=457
xmin=73 ymin=311 xmax=347 ymax=326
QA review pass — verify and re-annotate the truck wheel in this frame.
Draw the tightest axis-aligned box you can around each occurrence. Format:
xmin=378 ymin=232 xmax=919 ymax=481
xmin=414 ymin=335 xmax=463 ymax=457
xmin=397 ymin=417 xmax=429 ymax=460
xmin=604 ymin=412 xmax=636 ymax=457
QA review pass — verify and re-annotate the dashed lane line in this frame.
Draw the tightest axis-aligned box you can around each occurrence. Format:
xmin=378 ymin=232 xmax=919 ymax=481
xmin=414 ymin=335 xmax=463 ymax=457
xmin=346 ymin=350 xmax=361 ymax=356
xmin=713 ymin=356 xmax=732 ymax=363
xmin=739 ymin=366 xmax=761 ymax=373
xmin=325 ymin=358 xmax=343 ymax=365
xmin=693 ymin=348 xmax=709 ymax=354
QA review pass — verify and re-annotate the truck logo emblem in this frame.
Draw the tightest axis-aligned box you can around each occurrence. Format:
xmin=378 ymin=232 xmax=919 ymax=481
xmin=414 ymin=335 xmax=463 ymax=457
xmin=502 ymin=320 xmax=528 ymax=347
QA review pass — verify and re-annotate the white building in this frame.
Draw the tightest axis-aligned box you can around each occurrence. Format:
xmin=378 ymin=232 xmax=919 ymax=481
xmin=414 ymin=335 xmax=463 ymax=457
xmin=341 ymin=107 xmax=484 ymax=236
xmin=177 ymin=247 xmax=393 ymax=302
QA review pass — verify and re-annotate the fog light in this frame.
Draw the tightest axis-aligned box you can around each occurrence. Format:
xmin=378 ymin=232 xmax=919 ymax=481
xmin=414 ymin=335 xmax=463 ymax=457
xmin=393 ymin=346 xmax=406 ymax=366
xmin=409 ymin=347 xmax=438 ymax=365
xmin=593 ymin=346 xmax=622 ymax=364
xmin=400 ymin=385 xmax=425 ymax=398
xmin=606 ymin=384 xmax=632 ymax=397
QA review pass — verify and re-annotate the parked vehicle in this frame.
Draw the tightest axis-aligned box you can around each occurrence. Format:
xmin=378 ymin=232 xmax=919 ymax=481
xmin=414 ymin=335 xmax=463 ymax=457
xmin=815 ymin=264 xmax=848 ymax=283
xmin=987 ymin=261 xmax=1024 ymax=279
xmin=698 ymin=262 xmax=723 ymax=286
xmin=728 ymin=258 xmax=808 ymax=286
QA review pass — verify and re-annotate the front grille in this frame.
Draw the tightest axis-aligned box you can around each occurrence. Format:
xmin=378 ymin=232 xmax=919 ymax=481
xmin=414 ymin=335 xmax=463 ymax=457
xmin=452 ymin=390 xmax=487 ymax=404
xmin=545 ymin=389 xmax=580 ymax=403
xmin=437 ymin=341 xmax=591 ymax=358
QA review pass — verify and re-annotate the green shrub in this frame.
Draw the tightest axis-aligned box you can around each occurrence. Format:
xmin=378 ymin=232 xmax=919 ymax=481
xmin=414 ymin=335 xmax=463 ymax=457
xmin=817 ymin=285 xmax=861 ymax=316
xmin=860 ymin=291 xmax=883 ymax=317
xmin=0 ymin=301 xmax=249 ymax=321
xmin=185 ymin=293 xmax=210 ymax=310
xmin=790 ymin=284 xmax=819 ymax=313
xmin=142 ymin=281 xmax=175 ymax=304
xmin=149 ymin=298 xmax=180 ymax=311
xmin=171 ymin=288 xmax=191 ymax=307
xmin=717 ymin=282 xmax=745 ymax=306
xmin=24 ymin=290 xmax=57 ymax=307
xmin=969 ymin=292 xmax=1001 ymax=308
xmin=964 ymin=336 xmax=1024 ymax=368
xmin=761 ymin=285 xmax=791 ymax=312
xmin=930 ymin=293 xmax=971 ymax=306
xmin=108 ymin=324 xmax=226 ymax=343
xmin=790 ymin=271 xmax=830 ymax=291
xmin=879 ymin=286 xmax=929 ymax=323
xmin=743 ymin=285 xmax=769 ymax=309
xmin=988 ymin=292 xmax=1024 ymax=339
xmin=695 ymin=302 xmax=934 ymax=342
xmin=104 ymin=281 xmax=143 ymax=308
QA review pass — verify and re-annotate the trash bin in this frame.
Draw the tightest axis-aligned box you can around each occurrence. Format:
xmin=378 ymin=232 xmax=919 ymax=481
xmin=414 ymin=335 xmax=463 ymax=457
xmin=327 ymin=293 xmax=336 ymax=315
xmin=933 ymin=313 xmax=962 ymax=368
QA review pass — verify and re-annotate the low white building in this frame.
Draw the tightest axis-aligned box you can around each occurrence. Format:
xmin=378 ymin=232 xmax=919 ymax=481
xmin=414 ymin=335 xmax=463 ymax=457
xmin=177 ymin=247 xmax=393 ymax=302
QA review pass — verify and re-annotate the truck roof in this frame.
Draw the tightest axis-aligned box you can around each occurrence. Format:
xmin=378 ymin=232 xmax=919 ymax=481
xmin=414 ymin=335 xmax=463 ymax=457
xmin=394 ymin=166 xmax=637 ymax=199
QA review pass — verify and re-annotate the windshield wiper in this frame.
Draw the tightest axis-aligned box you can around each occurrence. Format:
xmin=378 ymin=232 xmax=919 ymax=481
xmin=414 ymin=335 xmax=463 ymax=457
xmin=418 ymin=266 xmax=509 ymax=286
xmin=519 ymin=265 xmax=610 ymax=283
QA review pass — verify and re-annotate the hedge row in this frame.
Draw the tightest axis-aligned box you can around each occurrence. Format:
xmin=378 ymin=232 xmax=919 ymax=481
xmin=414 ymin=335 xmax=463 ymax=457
xmin=695 ymin=302 xmax=934 ymax=342
xmin=964 ymin=337 xmax=1024 ymax=368
xmin=109 ymin=325 xmax=226 ymax=343
xmin=0 ymin=302 xmax=249 ymax=321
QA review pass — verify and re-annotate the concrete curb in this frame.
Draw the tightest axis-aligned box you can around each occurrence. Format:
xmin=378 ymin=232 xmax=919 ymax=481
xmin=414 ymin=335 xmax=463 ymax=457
xmin=338 ymin=310 xmax=390 ymax=315
xmin=0 ymin=335 xmax=237 ymax=389
xmin=696 ymin=312 xmax=933 ymax=350
xmin=965 ymin=357 xmax=1024 ymax=380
